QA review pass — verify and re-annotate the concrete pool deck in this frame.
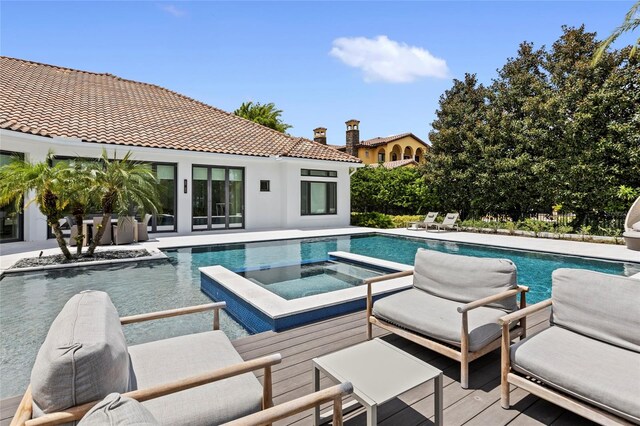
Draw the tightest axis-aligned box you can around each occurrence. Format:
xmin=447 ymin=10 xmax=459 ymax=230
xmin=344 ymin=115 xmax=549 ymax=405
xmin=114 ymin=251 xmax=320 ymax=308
xmin=1 ymin=226 xmax=638 ymax=272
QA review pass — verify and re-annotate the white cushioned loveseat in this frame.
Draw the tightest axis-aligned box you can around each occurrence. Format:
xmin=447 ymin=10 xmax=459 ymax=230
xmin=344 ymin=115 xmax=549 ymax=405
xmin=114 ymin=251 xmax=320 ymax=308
xmin=500 ymin=269 xmax=640 ymax=425
xmin=12 ymin=290 xmax=352 ymax=426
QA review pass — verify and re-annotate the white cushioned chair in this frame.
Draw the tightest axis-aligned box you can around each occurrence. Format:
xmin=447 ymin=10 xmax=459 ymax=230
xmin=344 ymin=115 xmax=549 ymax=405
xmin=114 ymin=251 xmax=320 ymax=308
xmin=366 ymin=249 xmax=528 ymax=388
xmin=500 ymin=269 xmax=640 ymax=425
xmin=12 ymin=291 xmax=353 ymax=426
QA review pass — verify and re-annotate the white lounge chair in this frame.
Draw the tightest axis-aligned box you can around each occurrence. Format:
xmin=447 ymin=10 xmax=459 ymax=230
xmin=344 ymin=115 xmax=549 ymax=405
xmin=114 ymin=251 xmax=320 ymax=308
xmin=406 ymin=212 xmax=438 ymax=230
xmin=435 ymin=212 xmax=460 ymax=231
xmin=623 ymin=195 xmax=640 ymax=251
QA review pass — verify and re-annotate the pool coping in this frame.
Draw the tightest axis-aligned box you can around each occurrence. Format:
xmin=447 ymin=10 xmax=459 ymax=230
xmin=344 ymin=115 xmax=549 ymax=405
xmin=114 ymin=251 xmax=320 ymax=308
xmin=199 ymin=252 xmax=413 ymax=331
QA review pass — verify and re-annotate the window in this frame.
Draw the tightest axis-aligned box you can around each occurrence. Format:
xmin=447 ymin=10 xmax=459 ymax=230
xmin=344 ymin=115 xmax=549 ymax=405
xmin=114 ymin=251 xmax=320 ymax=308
xmin=0 ymin=151 xmax=24 ymax=242
xmin=378 ymin=152 xmax=385 ymax=163
xmin=301 ymin=169 xmax=337 ymax=178
xmin=301 ymin=181 xmax=337 ymax=215
xmin=260 ymin=180 xmax=270 ymax=192
xmin=365 ymin=150 xmax=369 ymax=158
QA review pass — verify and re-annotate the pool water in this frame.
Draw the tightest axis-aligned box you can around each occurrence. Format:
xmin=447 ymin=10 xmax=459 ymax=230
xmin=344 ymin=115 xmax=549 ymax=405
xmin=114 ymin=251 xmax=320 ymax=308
xmin=0 ymin=260 xmax=247 ymax=398
xmin=238 ymin=260 xmax=387 ymax=300
xmin=2 ymin=232 xmax=638 ymax=398
xmin=166 ymin=233 xmax=639 ymax=304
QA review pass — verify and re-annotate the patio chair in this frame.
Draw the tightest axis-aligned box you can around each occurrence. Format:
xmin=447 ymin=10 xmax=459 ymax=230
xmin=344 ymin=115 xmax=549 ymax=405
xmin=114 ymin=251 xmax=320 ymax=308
xmin=11 ymin=291 xmax=353 ymax=426
xmin=92 ymin=216 xmax=112 ymax=245
xmin=113 ymin=216 xmax=137 ymax=245
xmin=406 ymin=212 xmax=438 ymax=230
xmin=65 ymin=216 xmax=80 ymax=247
xmin=500 ymin=269 xmax=640 ymax=424
xmin=435 ymin=212 xmax=459 ymax=231
xmin=366 ymin=249 xmax=528 ymax=388
xmin=137 ymin=213 xmax=152 ymax=242
xmin=623 ymin=195 xmax=640 ymax=251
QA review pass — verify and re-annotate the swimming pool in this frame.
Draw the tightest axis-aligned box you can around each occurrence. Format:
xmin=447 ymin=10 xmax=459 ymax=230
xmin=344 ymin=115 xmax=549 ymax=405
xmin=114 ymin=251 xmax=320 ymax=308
xmin=166 ymin=233 xmax=639 ymax=303
xmin=1 ymin=232 xmax=637 ymax=398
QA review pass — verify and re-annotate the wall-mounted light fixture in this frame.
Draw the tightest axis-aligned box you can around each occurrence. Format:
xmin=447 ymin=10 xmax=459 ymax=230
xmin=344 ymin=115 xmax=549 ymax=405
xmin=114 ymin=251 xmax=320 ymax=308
xmin=184 ymin=179 xmax=188 ymax=194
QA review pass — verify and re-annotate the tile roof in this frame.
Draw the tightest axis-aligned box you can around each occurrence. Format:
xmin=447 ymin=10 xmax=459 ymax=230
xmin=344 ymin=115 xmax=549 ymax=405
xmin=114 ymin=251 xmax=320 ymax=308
xmin=369 ymin=158 xmax=418 ymax=169
xmin=0 ymin=57 xmax=360 ymax=163
xmin=358 ymin=132 xmax=428 ymax=148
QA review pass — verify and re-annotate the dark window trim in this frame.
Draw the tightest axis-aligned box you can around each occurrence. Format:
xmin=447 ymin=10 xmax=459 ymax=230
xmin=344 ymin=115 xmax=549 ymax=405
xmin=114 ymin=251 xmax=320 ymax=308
xmin=191 ymin=165 xmax=245 ymax=232
xmin=0 ymin=150 xmax=25 ymax=243
xmin=300 ymin=181 xmax=338 ymax=216
xmin=300 ymin=169 xmax=337 ymax=178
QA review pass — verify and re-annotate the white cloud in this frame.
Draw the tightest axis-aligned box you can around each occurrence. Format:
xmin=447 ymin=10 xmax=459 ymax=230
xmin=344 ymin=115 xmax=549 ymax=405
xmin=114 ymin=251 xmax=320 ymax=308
xmin=329 ymin=35 xmax=449 ymax=83
xmin=159 ymin=4 xmax=186 ymax=17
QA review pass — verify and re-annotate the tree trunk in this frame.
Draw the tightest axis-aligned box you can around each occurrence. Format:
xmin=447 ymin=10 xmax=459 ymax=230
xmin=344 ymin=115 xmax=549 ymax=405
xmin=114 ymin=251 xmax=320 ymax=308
xmin=73 ymin=212 xmax=84 ymax=256
xmin=86 ymin=213 xmax=111 ymax=256
xmin=50 ymin=219 xmax=72 ymax=260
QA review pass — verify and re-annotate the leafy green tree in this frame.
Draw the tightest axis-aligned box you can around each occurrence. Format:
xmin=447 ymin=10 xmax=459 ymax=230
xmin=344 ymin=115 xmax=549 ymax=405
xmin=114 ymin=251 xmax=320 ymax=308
xmin=422 ymin=74 xmax=489 ymax=217
xmin=87 ymin=150 xmax=161 ymax=256
xmin=0 ymin=153 xmax=73 ymax=259
xmin=234 ymin=101 xmax=292 ymax=133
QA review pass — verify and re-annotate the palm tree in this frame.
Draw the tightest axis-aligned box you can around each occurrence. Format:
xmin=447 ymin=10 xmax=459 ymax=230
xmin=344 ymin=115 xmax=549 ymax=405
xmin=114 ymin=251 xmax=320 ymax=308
xmin=86 ymin=150 xmax=161 ymax=256
xmin=234 ymin=101 xmax=292 ymax=133
xmin=594 ymin=1 xmax=639 ymax=63
xmin=60 ymin=160 xmax=101 ymax=256
xmin=0 ymin=152 xmax=73 ymax=259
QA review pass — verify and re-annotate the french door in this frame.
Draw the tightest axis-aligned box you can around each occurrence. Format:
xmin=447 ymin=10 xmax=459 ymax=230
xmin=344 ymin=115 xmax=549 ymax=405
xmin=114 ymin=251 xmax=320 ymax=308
xmin=192 ymin=166 xmax=244 ymax=230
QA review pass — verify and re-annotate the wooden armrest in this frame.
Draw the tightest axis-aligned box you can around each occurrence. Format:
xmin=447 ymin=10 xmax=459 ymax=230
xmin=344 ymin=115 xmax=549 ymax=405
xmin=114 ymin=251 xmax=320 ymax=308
xmin=120 ymin=302 xmax=226 ymax=325
xmin=222 ymin=382 xmax=354 ymax=426
xmin=457 ymin=286 xmax=529 ymax=313
xmin=499 ymin=299 xmax=552 ymax=325
xmin=363 ymin=269 xmax=414 ymax=285
xmin=25 ymin=353 xmax=282 ymax=426
xmin=9 ymin=386 xmax=31 ymax=426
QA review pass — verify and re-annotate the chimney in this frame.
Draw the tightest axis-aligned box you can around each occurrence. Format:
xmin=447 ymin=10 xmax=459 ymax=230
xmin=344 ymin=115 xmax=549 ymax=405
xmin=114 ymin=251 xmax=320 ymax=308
xmin=345 ymin=119 xmax=360 ymax=157
xmin=313 ymin=127 xmax=327 ymax=145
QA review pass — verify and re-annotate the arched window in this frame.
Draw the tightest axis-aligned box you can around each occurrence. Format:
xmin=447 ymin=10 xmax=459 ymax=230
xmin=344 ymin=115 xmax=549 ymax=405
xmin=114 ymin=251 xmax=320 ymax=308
xmin=403 ymin=146 xmax=413 ymax=160
xmin=415 ymin=148 xmax=424 ymax=163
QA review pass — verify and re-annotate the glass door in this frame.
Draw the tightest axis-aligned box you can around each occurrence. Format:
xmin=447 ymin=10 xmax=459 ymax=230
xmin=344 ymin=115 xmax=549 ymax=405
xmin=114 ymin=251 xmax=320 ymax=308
xmin=192 ymin=166 xmax=244 ymax=231
xmin=0 ymin=151 xmax=23 ymax=242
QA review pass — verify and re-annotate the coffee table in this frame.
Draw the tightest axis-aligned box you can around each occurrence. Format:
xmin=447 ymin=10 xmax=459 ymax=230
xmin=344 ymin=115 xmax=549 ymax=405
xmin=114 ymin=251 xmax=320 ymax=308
xmin=312 ymin=338 xmax=443 ymax=425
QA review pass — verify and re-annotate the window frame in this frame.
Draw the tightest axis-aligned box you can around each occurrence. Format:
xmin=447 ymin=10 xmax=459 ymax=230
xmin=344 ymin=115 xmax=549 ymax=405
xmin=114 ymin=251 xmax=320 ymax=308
xmin=0 ymin=150 xmax=25 ymax=243
xmin=300 ymin=180 xmax=337 ymax=216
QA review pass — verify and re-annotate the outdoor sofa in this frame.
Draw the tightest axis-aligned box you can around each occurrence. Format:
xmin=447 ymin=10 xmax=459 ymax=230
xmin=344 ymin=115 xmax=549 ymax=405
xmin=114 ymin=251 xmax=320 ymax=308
xmin=12 ymin=291 xmax=352 ymax=426
xmin=500 ymin=269 xmax=640 ymax=425
xmin=366 ymin=249 xmax=528 ymax=388
xmin=623 ymin=195 xmax=640 ymax=251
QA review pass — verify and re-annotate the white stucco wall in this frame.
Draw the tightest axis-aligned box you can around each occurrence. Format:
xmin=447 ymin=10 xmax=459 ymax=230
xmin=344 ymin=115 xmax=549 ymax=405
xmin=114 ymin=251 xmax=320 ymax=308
xmin=0 ymin=130 xmax=357 ymax=242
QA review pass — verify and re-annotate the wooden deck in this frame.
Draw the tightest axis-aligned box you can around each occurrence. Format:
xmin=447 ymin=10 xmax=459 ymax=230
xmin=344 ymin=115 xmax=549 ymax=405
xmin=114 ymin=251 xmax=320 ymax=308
xmin=0 ymin=308 xmax=597 ymax=425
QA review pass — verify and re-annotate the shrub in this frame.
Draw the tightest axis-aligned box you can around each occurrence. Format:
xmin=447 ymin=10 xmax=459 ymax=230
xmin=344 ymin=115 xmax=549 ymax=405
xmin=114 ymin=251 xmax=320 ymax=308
xmin=390 ymin=215 xmax=424 ymax=228
xmin=521 ymin=219 xmax=550 ymax=237
xmin=351 ymin=212 xmax=394 ymax=228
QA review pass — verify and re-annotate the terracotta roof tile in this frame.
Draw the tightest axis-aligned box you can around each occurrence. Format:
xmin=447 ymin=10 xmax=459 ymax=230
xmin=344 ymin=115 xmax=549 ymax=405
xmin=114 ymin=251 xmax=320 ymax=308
xmin=370 ymin=158 xmax=417 ymax=169
xmin=358 ymin=132 xmax=428 ymax=148
xmin=0 ymin=57 xmax=360 ymax=163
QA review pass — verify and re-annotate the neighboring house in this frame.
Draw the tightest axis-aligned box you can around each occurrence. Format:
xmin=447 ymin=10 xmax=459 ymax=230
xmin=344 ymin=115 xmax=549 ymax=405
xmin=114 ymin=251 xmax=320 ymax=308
xmin=0 ymin=57 xmax=361 ymax=243
xmin=318 ymin=120 xmax=429 ymax=169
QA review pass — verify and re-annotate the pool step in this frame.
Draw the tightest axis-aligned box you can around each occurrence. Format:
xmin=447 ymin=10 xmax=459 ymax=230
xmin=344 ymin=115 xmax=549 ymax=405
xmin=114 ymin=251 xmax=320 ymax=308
xmin=324 ymin=261 xmax=382 ymax=284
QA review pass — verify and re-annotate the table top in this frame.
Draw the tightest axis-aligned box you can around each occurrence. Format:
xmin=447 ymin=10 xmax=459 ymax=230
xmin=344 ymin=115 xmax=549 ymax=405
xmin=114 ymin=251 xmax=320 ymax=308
xmin=312 ymin=338 xmax=442 ymax=405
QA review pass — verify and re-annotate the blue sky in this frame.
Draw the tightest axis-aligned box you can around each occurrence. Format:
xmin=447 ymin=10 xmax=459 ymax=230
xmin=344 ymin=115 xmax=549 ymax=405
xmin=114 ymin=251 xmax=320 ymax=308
xmin=1 ymin=1 xmax=636 ymax=144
